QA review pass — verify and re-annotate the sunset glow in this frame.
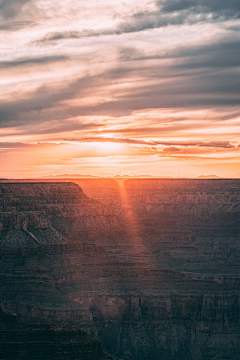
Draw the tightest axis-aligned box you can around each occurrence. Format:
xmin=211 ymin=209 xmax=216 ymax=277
xmin=0 ymin=0 xmax=240 ymax=178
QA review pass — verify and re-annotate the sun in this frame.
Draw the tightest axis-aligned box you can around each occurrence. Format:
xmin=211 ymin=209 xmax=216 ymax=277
xmin=93 ymin=141 xmax=126 ymax=155
xmin=97 ymin=141 xmax=120 ymax=151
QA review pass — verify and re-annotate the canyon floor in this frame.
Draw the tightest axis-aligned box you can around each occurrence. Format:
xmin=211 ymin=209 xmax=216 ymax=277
xmin=0 ymin=179 xmax=240 ymax=360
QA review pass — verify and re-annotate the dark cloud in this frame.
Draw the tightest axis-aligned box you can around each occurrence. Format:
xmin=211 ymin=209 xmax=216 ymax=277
xmin=0 ymin=142 xmax=62 ymax=149
xmin=0 ymin=142 xmax=33 ymax=148
xmin=0 ymin=74 xmax=238 ymax=128
xmin=193 ymin=141 xmax=235 ymax=149
xmin=119 ymin=47 xmax=145 ymax=62
xmin=228 ymin=24 xmax=240 ymax=32
xmin=0 ymin=68 xmax=119 ymax=129
xmin=160 ymin=147 xmax=227 ymax=159
xmin=0 ymin=20 xmax=33 ymax=30
xmin=115 ymin=38 xmax=240 ymax=113
xmin=75 ymin=80 xmax=240 ymax=117
xmin=33 ymin=0 xmax=240 ymax=45
xmin=175 ymin=39 xmax=240 ymax=69
xmin=33 ymin=11 xmax=199 ymax=44
xmin=0 ymin=67 xmax=137 ymax=126
xmin=162 ymin=146 xmax=181 ymax=152
xmin=65 ymin=137 xmax=236 ymax=149
xmin=0 ymin=121 xmax=99 ymax=138
xmin=20 ymin=121 xmax=100 ymax=136
xmin=0 ymin=0 xmax=33 ymax=19
xmin=0 ymin=55 xmax=69 ymax=69
xmin=119 ymin=38 xmax=240 ymax=69
xmin=66 ymin=137 xmax=151 ymax=145
xmin=34 ymin=31 xmax=82 ymax=44
xmin=158 ymin=141 xmax=236 ymax=149
xmin=158 ymin=0 xmax=240 ymax=15
xmin=0 ymin=37 xmax=239 ymax=129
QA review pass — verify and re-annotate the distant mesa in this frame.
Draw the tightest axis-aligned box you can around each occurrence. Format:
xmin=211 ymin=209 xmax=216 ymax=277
xmin=44 ymin=174 xmax=173 ymax=179
xmin=113 ymin=175 xmax=173 ymax=178
xmin=43 ymin=174 xmax=99 ymax=178
xmin=113 ymin=175 xmax=154 ymax=178
xmin=197 ymin=175 xmax=222 ymax=179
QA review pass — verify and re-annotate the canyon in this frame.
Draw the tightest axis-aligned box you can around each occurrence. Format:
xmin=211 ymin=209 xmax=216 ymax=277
xmin=0 ymin=179 xmax=240 ymax=360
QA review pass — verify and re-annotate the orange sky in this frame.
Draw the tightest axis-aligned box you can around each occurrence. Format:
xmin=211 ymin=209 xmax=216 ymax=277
xmin=0 ymin=0 xmax=240 ymax=178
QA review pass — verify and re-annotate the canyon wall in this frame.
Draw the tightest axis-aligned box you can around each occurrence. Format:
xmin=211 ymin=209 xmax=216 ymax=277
xmin=0 ymin=180 xmax=240 ymax=360
xmin=0 ymin=306 xmax=112 ymax=360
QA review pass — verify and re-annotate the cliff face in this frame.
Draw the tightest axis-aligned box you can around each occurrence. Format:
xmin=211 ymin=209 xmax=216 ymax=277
xmin=0 ymin=180 xmax=240 ymax=360
xmin=77 ymin=179 xmax=240 ymax=272
xmin=0 ymin=306 xmax=112 ymax=360
xmin=0 ymin=182 xmax=124 ymax=243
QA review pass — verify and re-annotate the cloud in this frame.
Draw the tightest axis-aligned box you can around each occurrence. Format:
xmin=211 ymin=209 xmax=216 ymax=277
xmin=33 ymin=31 xmax=85 ymax=44
xmin=33 ymin=0 xmax=240 ymax=45
xmin=0 ymin=0 xmax=239 ymax=180
xmin=1 ymin=55 xmax=239 ymax=131
xmin=162 ymin=146 xmax=181 ymax=153
xmin=119 ymin=38 xmax=240 ymax=69
xmin=0 ymin=65 xmax=140 ymax=126
xmin=65 ymin=137 xmax=236 ymax=149
xmin=0 ymin=141 xmax=62 ymax=150
xmin=0 ymin=0 xmax=34 ymax=19
xmin=0 ymin=74 xmax=99 ymax=126
xmin=2 ymin=139 xmax=235 ymax=151
xmin=32 ymin=12 xmax=199 ymax=44
xmin=0 ymin=141 xmax=33 ymax=148
xmin=158 ymin=0 xmax=240 ymax=15
xmin=175 ymin=39 xmax=240 ymax=69
xmin=119 ymin=47 xmax=146 ymax=62
xmin=0 ymin=55 xmax=69 ymax=69
xmin=20 ymin=121 xmax=100 ymax=136
xmin=192 ymin=141 xmax=235 ymax=149
xmin=0 ymin=20 xmax=33 ymax=30
xmin=1 ymin=22 xmax=239 ymax=138
xmin=66 ymin=137 xmax=151 ymax=145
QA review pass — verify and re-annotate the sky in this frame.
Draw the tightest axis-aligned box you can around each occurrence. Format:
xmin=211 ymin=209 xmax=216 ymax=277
xmin=0 ymin=0 xmax=240 ymax=178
